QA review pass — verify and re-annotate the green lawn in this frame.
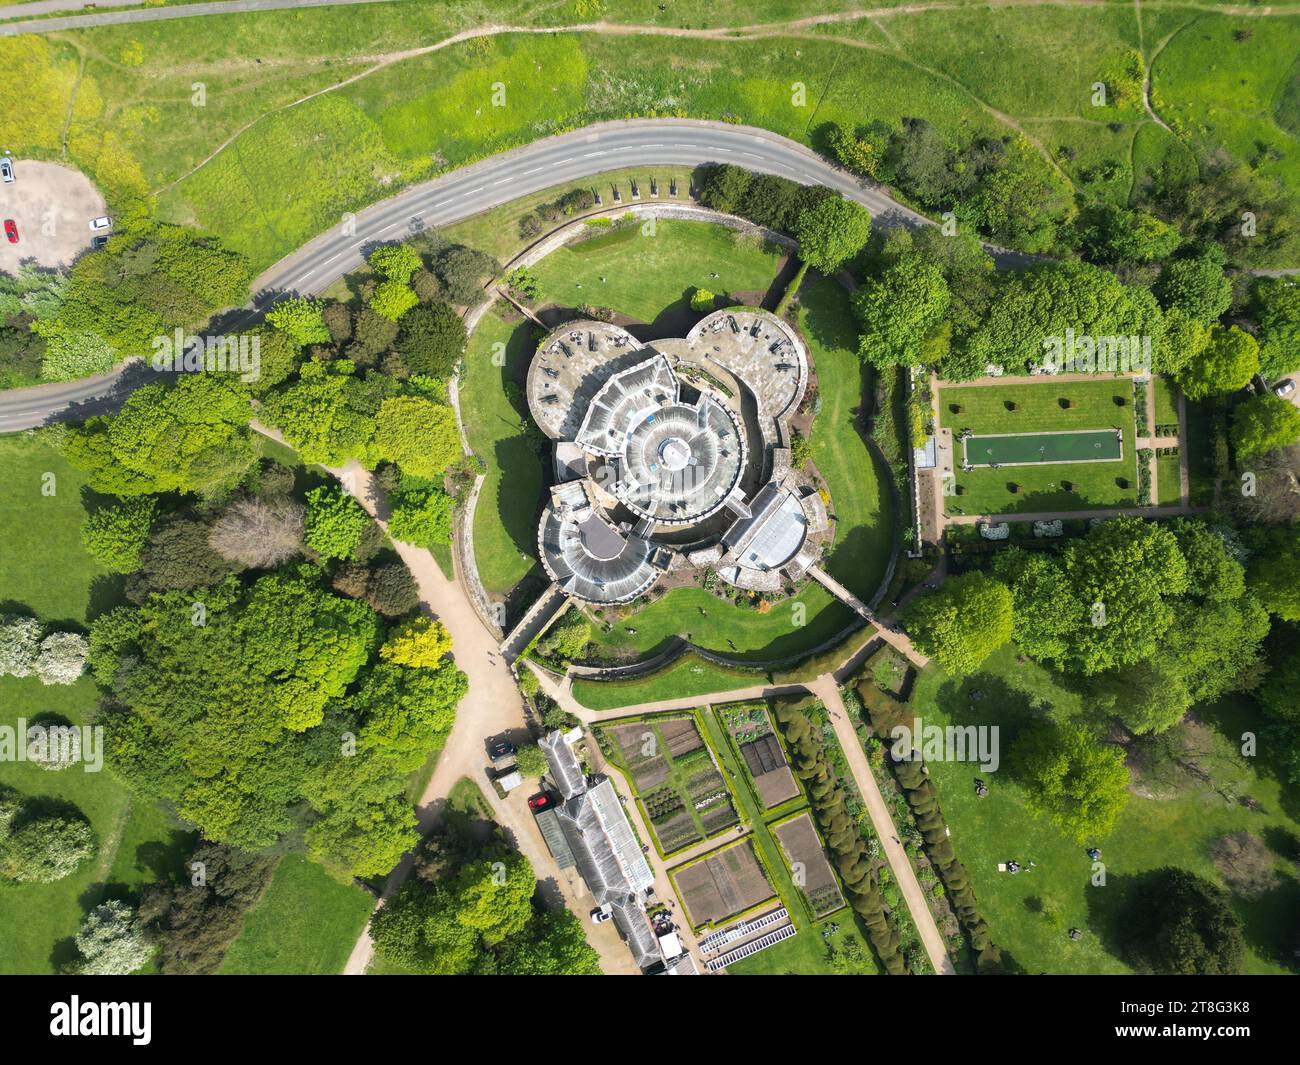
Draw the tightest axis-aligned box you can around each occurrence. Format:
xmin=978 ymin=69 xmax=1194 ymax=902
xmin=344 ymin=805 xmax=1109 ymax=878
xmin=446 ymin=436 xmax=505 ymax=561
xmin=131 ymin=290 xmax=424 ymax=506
xmin=940 ymin=379 xmax=1138 ymax=514
xmin=0 ymin=651 xmax=192 ymax=974
xmin=583 ymin=585 xmax=854 ymax=666
xmin=461 ymin=306 xmax=542 ymax=597
xmin=1156 ymin=453 xmax=1183 ymax=507
xmin=901 ymin=644 xmax=1300 ymax=975
xmin=1152 ymin=12 xmax=1300 ymax=210
xmin=1152 ymin=375 xmax=1181 ymax=430
xmin=572 ymin=652 xmax=765 ymax=711
xmin=727 ymin=914 xmax=876 ymax=975
xmin=0 ymin=434 xmax=115 ymax=623
xmin=5 ymin=4 xmax=1297 ymax=273
xmin=529 ymin=219 xmax=787 ymax=327
xmin=799 ymin=276 xmax=895 ymax=604
xmin=219 ymin=855 xmax=375 ymax=975
xmin=0 ymin=433 xmax=157 ymax=973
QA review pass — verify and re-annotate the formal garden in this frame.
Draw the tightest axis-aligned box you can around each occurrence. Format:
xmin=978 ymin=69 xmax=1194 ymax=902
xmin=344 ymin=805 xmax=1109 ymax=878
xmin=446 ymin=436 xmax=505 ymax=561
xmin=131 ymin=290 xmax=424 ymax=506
xmin=593 ymin=713 xmax=738 ymax=856
xmin=939 ymin=378 xmax=1139 ymax=515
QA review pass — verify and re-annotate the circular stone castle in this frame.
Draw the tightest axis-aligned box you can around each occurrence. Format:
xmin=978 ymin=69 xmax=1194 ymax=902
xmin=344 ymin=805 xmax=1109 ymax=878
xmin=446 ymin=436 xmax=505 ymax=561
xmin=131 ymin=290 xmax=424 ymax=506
xmin=525 ymin=307 xmax=830 ymax=605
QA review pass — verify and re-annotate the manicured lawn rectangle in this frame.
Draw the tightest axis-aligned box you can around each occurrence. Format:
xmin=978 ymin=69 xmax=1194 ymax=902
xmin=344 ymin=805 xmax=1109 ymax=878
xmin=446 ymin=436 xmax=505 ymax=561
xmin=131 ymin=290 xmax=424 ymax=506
xmin=1152 ymin=376 xmax=1181 ymax=429
xmin=219 ymin=855 xmax=375 ymax=975
xmin=940 ymin=379 xmax=1137 ymax=514
xmin=1156 ymin=454 xmax=1183 ymax=507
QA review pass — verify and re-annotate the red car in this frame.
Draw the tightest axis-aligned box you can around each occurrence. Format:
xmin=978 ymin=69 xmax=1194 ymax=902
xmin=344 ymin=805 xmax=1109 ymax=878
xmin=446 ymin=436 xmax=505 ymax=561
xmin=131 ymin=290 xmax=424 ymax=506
xmin=527 ymin=792 xmax=554 ymax=812
xmin=3 ymin=220 xmax=17 ymax=244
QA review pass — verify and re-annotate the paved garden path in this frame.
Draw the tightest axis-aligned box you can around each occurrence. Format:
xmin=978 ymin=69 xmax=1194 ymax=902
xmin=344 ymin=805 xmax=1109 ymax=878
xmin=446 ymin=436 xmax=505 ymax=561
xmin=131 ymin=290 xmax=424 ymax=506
xmin=808 ymin=677 xmax=957 ymax=975
xmin=944 ymin=503 xmax=1207 ymax=525
xmin=808 ymin=566 xmax=930 ymax=667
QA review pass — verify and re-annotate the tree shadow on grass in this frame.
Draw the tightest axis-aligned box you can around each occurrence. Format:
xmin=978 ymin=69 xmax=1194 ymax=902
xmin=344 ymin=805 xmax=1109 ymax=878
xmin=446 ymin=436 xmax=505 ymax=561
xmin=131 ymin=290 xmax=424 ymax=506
xmin=1233 ymin=872 xmax=1300 ymax=973
xmin=823 ymin=522 xmax=893 ymax=604
xmin=1082 ymin=868 xmax=1153 ymax=969
xmin=928 ymin=669 xmax=1051 ymax=746
xmin=490 ymin=433 xmax=545 ymax=572
xmin=1196 ymin=695 xmax=1300 ymax=823
xmin=133 ymin=829 xmax=199 ymax=885
xmin=87 ymin=573 xmax=126 ymax=621
xmin=48 ymin=935 xmax=80 ymax=974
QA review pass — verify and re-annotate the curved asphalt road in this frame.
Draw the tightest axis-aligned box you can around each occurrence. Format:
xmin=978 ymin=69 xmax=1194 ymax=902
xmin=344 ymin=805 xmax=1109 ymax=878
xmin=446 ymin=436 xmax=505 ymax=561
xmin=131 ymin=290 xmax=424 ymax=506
xmin=0 ymin=0 xmax=398 ymax=36
xmin=0 ymin=118 xmax=1030 ymax=432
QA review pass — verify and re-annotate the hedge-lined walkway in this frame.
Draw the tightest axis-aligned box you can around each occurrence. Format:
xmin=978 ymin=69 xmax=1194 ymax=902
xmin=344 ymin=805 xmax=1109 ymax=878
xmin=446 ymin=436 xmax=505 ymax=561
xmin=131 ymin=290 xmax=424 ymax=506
xmin=810 ymin=677 xmax=956 ymax=975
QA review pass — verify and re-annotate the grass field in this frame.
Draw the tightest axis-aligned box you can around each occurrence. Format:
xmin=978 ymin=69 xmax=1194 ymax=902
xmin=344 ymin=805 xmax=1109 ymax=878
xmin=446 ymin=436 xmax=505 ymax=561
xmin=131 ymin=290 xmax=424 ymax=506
xmin=1151 ymin=12 xmax=1300 ymax=205
xmin=0 ymin=434 xmax=114 ymax=623
xmin=7 ymin=1 xmax=1293 ymax=273
xmin=441 ymin=166 xmax=691 ymax=262
xmin=572 ymin=652 xmax=765 ymax=711
xmin=1156 ymin=453 xmax=1184 ymax=507
xmin=902 ymin=644 xmax=1300 ymax=975
xmin=727 ymin=913 xmax=874 ymax=975
xmin=529 ymin=219 xmax=788 ymax=327
xmin=940 ymin=379 xmax=1138 ymax=514
xmin=219 ymin=855 xmax=375 ymax=975
xmin=799 ymin=276 xmax=895 ymax=604
xmin=0 ymin=433 xmax=184 ymax=973
xmin=461 ymin=306 xmax=542 ymax=596
xmin=1152 ymin=375 xmax=1181 ymax=429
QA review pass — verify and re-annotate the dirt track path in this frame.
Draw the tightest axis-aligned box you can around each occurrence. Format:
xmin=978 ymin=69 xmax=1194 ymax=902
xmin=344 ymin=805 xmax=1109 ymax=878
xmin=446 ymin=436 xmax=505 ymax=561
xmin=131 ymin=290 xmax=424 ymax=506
xmin=235 ymin=433 xmax=634 ymax=974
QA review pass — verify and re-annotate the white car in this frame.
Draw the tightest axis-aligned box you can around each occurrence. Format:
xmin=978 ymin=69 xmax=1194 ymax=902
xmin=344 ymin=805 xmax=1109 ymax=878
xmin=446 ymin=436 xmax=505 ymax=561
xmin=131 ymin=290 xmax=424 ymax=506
xmin=0 ymin=156 xmax=13 ymax=183
xmin=1275 ymin=379 xmax=1296 ymax=398
xmin=590 ymin=906 xmax=612 ymax=924
xmin=88 ymin=216 xmax=112 ymax=232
